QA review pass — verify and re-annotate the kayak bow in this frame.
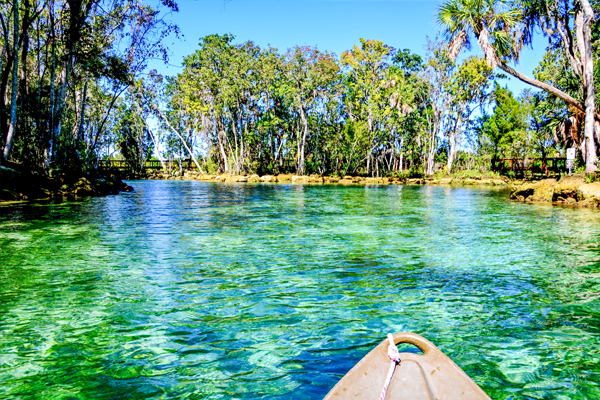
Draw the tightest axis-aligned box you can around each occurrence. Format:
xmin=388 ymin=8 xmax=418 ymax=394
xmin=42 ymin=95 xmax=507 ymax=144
xmin=324 ymin=332 xmax=490 ymax=400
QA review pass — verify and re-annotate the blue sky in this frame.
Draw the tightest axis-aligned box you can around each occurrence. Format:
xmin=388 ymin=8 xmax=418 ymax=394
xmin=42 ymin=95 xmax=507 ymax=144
xmin=149 ymin=0 xmax=548 ymax=95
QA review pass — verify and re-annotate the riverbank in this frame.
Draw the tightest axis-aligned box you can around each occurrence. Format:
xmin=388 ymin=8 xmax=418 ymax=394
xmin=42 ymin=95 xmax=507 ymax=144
xmin=9 ymin=166 xmax=599 ymax=209
xmin=0 ymin=165 xmax=133 ymax=201
xmin=124 ymin=170 xmax=511 ymax=187
xmin=510 ymin=175 xmax=600 ymax=208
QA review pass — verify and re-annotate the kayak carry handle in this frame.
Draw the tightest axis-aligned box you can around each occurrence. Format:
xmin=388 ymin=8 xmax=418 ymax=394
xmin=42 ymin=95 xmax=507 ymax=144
xmin=324 ymin=332 xmax=492 ymax=400
xmin=391 ymin=332 xmax=437 ymax=356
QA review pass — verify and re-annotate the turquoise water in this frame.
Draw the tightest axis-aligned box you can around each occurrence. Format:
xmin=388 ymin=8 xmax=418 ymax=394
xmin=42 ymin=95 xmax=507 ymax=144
xmin=1 ymin=180 xmax=600 ymax=399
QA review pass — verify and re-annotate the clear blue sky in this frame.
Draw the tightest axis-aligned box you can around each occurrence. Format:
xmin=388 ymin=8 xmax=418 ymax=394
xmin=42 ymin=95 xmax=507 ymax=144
xmin=150 ymin=0 xmax=548 ymax=94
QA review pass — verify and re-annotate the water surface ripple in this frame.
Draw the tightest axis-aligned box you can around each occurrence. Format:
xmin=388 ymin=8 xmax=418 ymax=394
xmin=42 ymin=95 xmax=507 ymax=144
xmin=1 ymin=181 xmax=600 ymax=399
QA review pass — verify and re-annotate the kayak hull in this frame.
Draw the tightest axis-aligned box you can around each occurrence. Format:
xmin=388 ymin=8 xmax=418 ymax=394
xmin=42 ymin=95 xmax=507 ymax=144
xmin=324 ymin=332 xmax=491 ymax=400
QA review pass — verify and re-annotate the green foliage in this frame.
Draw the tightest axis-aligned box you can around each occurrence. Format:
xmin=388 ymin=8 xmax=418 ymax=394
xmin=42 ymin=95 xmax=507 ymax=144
xmin=2 ymin=0 xmax=580 ymax=180
xmin=392 ymin=49 xmax=423 ymax=76
xmin=437 ymin=0 xmax=521 ymax=64
xmin=437 ymin=0 xmax=600 ymax=173
xmin=585 ymin=173 xmax=598 ymax=183
xmin=478 ymin=84 xmax=532 ymax=160
xmin=115 ymin=107 xmax=152 ymax=173
xmin=0 ymin=0 xmax=180 ymax=175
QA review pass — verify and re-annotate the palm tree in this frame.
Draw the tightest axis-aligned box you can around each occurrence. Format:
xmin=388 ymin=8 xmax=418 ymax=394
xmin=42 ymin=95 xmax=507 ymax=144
xmin=438 ymin=0 xmax=578 ymax=108
xmin=438 ymin=0 xmax=597 ymax=172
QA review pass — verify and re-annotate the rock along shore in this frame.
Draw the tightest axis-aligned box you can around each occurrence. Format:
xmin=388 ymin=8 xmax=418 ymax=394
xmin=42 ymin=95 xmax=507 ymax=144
xmin=128 ymin=170 xmax=510 ymax=187
xmin=510 ymin=175 xmax=600 ymax=208
xmin=0 ymin=165 xmax=133 ymax=202
xmin=7 ymin=166 xmax=598 ymax=209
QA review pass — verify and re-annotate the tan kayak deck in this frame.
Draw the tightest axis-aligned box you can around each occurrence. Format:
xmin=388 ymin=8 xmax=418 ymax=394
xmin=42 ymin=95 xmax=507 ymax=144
xmin=324 ymin=332 xmax=491 ymax=400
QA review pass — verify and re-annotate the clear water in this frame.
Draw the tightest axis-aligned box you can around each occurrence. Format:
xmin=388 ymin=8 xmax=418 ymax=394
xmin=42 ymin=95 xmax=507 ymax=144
xmin=1 ymin=181 xmax=599 ymax=400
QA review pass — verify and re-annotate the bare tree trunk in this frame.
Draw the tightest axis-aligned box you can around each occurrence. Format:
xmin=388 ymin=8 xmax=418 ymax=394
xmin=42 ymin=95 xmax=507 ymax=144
xmin=274 ymin=134 xmax=282 ymax=169
xmin=51 ymin=0 xmax=93 ymax=165
xmin=230 ymin=111 xmax=241 ymax=174
xmin=76 ymin=77 xmax=88 ymax=142
xmin=447 ymin=134 xmax=458 ymax=172
xmin=298 ymin=106 xmax=309 ymax=175
xmin=0 ymin=6 xmax=11 ymax=163
xmin=3 ymin=0 xmax=19 ymax=160
xmin=576 ymin=11 xmax=586 ymax=86
xmin=52 ymin=54 xmax=72 ymax=161
xmin=427 ymin=143 xmax=435 ymax=175
xmin=152 ymin=102 xmax=205 ymax=173
xmin=75 ymin=4 xmax=96 ymax=148
xmin=36 ymin=17 xmax=43 ymax=157
xmin=217 ymin=126 xmax=229 ymax=172
xmin=52 ymin=3 xmax=78 ymax=161
xmin=242 ymin=117 xmax=248 ymax=173
xmin=47 ymin=0 xmax=56 ymax=166
xmin=178 ymin=147 xmax=183 ymax=175
xmin=447 ymin=116 xmax=462 ymax=172
xmin=147 ymin=126 xmax=165 ymax=171
xmin=581 ymin=0 xmax=597 ymax=173
xmin=498 ymin=62 xmax=594 ymax=117
xmin=231 ymin=113 xmax=239 ymax=173
xmin=344 ymin=137 xmax=359 ymax=176
xmin=134 ymin=100 xmax=166 ymax=170
xmin=427 ymin=124 xmax=437 ymax=176
xmin=367 ymin=112 xmax=374 ymax=176
xmin=399 ymin=136 xmax=404 ymax=173
xmin=18 ymin=0 xmax=30 ymax=103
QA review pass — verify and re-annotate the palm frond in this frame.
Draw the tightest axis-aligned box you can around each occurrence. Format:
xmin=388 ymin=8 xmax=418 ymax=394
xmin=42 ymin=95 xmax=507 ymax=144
xmin=437 ymin=0 xmax=462 ymax=31
xmin=491 ymin=30 xmax=513 ymax=58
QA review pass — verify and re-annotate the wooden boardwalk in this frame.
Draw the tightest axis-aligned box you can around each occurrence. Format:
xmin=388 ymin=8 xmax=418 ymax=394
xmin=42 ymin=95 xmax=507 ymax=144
xmin=492 ymin=157 xmax=567 ymax=177
xmin=98 ymin=159 xmax=194 ymax=171
xmin=97 ymin=157 xmax=569 ymax=177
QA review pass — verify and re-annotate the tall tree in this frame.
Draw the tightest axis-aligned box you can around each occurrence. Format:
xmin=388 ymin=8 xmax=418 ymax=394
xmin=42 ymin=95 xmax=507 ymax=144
xmin=283 ymin=46 xmax=339 ymax=175
xmin=3 ymin=0 xmax=19 ymax=160
xmin=444 ymin=56 xmax=494 ymax=171
xmin=341 ymin=38 xmax=392 ymax=176
xmin=479 ymin=84 xmax=532 ymax=161
xmin=417 ymin=39 xmax=455 ymax=175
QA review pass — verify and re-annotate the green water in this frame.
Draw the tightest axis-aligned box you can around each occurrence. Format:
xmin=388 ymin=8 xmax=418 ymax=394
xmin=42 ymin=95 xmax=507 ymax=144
xmin=1 ymin=181 xmax=599 ymax=399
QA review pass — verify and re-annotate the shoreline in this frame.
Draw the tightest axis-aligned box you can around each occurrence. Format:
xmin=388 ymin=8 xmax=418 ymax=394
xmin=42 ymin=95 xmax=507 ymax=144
xmin=125 ymin=170 xmax=512 ymax=187
xmin=0 ymin=165 xmax=133 ymax=202
xmin=510 ymin=175 xmax=600 ymax=208
xmin=4 ymin=167 xmax=600 ymax=210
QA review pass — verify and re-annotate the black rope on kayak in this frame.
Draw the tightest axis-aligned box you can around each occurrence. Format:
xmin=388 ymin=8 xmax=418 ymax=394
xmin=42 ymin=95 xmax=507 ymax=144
xmin=380 ymin=333 xmax=402 ymax=400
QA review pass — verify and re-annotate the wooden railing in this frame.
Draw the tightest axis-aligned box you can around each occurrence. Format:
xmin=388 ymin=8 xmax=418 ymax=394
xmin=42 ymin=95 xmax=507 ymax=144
xmin=98 ymin=158 xmax=193 ymax=171
xmin=492 ymin=157 xmax=567 ymax=177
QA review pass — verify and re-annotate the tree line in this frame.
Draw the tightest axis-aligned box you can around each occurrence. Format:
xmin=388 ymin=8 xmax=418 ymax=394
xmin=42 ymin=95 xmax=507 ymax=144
xmin=0 ymin=0 xmax=179 ymax=173
xmin=143 ymin=35 xmax=496 ymax=177
xmin=1 ymin=0 xmax=599 ymax=178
